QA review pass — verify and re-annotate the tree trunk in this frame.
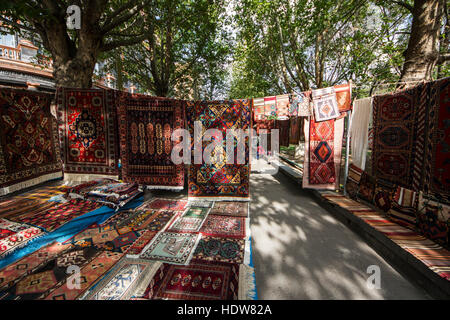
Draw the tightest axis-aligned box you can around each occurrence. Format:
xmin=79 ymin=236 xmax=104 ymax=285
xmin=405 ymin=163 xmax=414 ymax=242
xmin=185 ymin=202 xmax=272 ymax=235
xmin=399 ymin=0 xmax=444 ymax=84
xmin=53 ymin=56 xmax=97 ymax=88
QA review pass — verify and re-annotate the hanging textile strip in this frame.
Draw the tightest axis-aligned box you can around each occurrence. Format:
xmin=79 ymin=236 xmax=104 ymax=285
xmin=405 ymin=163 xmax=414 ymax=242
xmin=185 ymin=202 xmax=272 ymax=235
xmin=371 ymin=84 xmax=426 ymax=190
xmin=275 ymin=119 xmax=290 ymax=147
xmin=118 ymin=94 xmax=185 ymax=190
xmin=302 ymin=116 xmax=344 ymax=190
xmin=297 ymin=91 xmax=312 ymax=117
xmin=288 ymin=93 xmax=299 ymax=117
xmin=423 ymin=77 xmax=450 ymax=203
xmin=276 ymin=94 xmax=290 ymax=120
xmin=334 ymin=83 xmax=352 ymax=112
xmin=56 ymin=87 xmax=119 ymax=181
xmin=0 ymin=88 xmax=62 ymax=196
xmin=289 ymin=117 xmax=302 ymax=145
xmin=350 ymin=97 xmax=373 ymax=170
xmin=264 ymin=96 xmax=277 ymax=118
xmin=186 ymin=99 xmax=251 ymax=201
xmin=253 ymin=97 xmax=265 ymax=121
xmin=311 ymin=87 xmax=340 ymax=122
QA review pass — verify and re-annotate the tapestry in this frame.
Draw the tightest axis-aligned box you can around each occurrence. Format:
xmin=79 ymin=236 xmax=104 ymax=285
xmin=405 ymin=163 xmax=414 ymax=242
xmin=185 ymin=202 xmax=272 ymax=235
xmin=81 ymin=258 xmax=162 ymax=300
xmin=288 ymin=94 xmax=299 ymax=117
xmin=200 ymin=215 xmax=246 ymax=239
xmin=387 ymin=187 xmax=418 ymax=230
xmin=210 ymin=201 xmax=249 ymax=217
xmin=14 ymin=198 xmax=101 ymax=232
xmin=167 ymin=207 xmax=210 ymax=233
xmin=0 ymin=88 xmax=62 ymax=195
xmin=125 ymin=230 xmax=158 ymax=258
xmin=322 ymin=193 xmax=450 ymax=281
xmin=350 ymin=97 xmax=372 ymax=170
xmin=423 ymin=77 xmax=450 ymax=203
xmin=193 ymin=236 xmax=245 ymax=264
xmin=302 ymin=117 xmax=344 ymax=190
xmin=276 ymin=94 xmax=290 ymax=120
xmin=253 ymin=119 xmax=275 ymax=154
xmin=143 ymin=261 xmax=255 ymax=300
xmin=264 ymin=96 xmax=277 ymax=118
xmin=43 ymin=251 xmax=123 ymax=300
xmin=371 ymin=85 xmax=425 ymax=189
xmin=56 ymin=88 xmax=119 ymax=181
xmin=137 ymin=198 xmax=187 ymax=212
xmin=118 ymin=209 xmax=177 ymax=233
xmin=289 ymin=117 xmax=302 ymax=145
xmin=296 ymin=91 xmax=312 ymax=117
xmin=357 ymin=171 xmax=376 ymax=203
xmin=334 ymin=83 xmax=352 ymax=112
xmin=0 ymin=226 xmax=44 ymax=260
xmin=417 ymin=203 xmax=449 ymax=248
xmin=275 ymin=119 xmax=290 ymax=147
xmin=373 ymin=178 xmax=396 ymax=212
xmin=253 ymin=98 xmax=265 ymax=121
xmin=118 ymin=94 xmax=185 ymax=190
xmin=139 ymin=232 xmax=201 ymax=265
xmin=0 ymin=246 xmax=98 ymax=300
xmin=0 ymin=242 xmax=72 ymax=291
xmin=311 ymin=87 xmax=339 ymax=122
xmin=186 ymin=99 xmax=251 ymax=201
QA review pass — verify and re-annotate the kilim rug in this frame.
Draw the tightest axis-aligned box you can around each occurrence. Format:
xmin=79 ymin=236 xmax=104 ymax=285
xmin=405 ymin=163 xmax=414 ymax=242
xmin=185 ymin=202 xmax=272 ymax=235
xmin=186 ymin=99 xmax=251 ymax=201
xmin=102 ymin=230 xmax=142 ymax=253
xmin=311 ymin=87 xmax=340 ymax=122
xmin=13 ymin=198 xmax=101 ymax=232
xmin=200 ymin=215 xmax=246 ymax=239
xmin=303 ymin=117 xmax=344 ymax=190
xmin=264 ymin=96 xmax=277 ymax=118
xmin=209 ymin=201 xmax=249 ymax=217
xmin=142 ymin=261 xmax=255 ymax=300
xmin=275 ymin=119 xmax=290 ymax=147
xmin=139 ymin=232 xmax=201 ymax=265
xmin=43 ymin=251 xmax=123 ymax=300
xmin=137 ymin=198 xmax=188 ymax=212
xmin=321 ymin=193 xmax=450 ymax=281
xmin=117 ymin=209 xmax=178 ymax=233
xmin=81 ymin=258 xmax=162 ymax=300
xmin=167 ymin=207 xmax=211 ymax=233
xmin=289 ymin=117 xmax=302 ymax=145
xmin=253 ymin=118 xmax=275 ymax=155
xmin=296 ymin=91 xmax=312 ymax=117
xmin=371 ymin=84 xmax=425 ymax=189
xmin=0 ymin=242 xmax=72 ymax=291
xmin=187 ymin=200 xmax=214 ymax=208
xmin=0 ymin=226 xmax=44 ymax=260
xmin=56 ymin=88 xmax=119 ymax=181
xmin=334 ymin=83 xmax=352 ymax=112
xmin=423 ymin=77 xmax=450 ymax=203
xmin=193 ymin=236 xmax=245 ymax=264
xmin=63 ymin=223 xmax=121 ymax=248
xmin=118 ymin=94 xmax=185 ymax=190
xmin=276 ymin=94 xmax=290 ymax=120
xmin=0 ymin=200 xmax=57 ymax=220
xmin=253 ymin=98 xmax=265 ymax=121
xmin=0 ymin=88 xmax=62 ymax=195
xmin=125 ymin=230 xmax=158 ymax=258
xmin=0 ymin=246 xmax=98 ymax=300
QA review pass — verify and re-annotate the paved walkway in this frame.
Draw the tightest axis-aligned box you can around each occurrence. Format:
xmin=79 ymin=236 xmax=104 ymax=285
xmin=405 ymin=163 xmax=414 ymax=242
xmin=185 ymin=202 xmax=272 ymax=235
xmin=250 ymin=172 xmax=430 ymax=299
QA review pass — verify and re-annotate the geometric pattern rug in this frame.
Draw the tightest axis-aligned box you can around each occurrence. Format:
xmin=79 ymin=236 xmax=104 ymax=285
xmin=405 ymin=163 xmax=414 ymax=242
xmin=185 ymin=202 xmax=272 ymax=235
xmin=303 ymin=116 xmax=344 ymax=190
xmin=56 ymin=88 xmax=119 ymax=181
xmin=118 ymin=94 xmax=184 ymax=190
xmin=0 ymin=88 xmax=62 ymax=195
xmin=321 ymin=192 xmax=450 ymax=281
xmin=186 ymin=99 xmax=251 ymax=201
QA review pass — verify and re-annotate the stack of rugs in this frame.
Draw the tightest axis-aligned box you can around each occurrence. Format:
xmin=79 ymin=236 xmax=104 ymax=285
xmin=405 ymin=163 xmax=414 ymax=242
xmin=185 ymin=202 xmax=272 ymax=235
xmin=0 ymin=196 xmax=256 ymax=300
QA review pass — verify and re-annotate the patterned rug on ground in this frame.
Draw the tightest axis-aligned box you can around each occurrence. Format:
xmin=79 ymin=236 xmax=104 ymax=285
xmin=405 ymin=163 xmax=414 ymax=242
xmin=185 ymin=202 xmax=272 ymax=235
xmin=193 ymin=236 xmax=245 ymax=264
xmin=0 ymin=224 xmax=45 ymax=260
xmin=200 ymin=215 xmax=246 ymax=239
xmin=137 ymin=198 xmax=188 ymax=212
xmin=321 ymin=193 xmax=450 ymax=281
xmin=56 ymin=88 xmax=119 ymax=180
xmin=303 ymin=117 xmax=344 ymax=190
xmin=186 ymin=99 xmax=251 ymax=201
xmin=0 ymin=88 xmax=62 ymax=196
xmin=167 ymin=207 xmax=210 ymax=233
xmin=118 ymin=94 xmax=185 ymax=190
xmin=210 ymin=201 xmax=249 ymax=217
xmin=81 ymin=257 xmax=162 ymax=300
xmin=139 ymin=232 xmax=200 ymax=265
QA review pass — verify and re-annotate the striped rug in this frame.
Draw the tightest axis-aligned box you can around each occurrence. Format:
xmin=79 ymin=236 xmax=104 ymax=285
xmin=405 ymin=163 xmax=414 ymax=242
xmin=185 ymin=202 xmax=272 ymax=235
xmin=320 ymin=192 xmax=450 ymax=281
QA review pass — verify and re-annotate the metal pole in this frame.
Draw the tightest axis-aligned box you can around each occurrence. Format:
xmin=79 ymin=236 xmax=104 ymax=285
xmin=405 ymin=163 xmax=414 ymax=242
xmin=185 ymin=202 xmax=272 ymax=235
xmin=343 ymin=80 xmax=353 ymax=195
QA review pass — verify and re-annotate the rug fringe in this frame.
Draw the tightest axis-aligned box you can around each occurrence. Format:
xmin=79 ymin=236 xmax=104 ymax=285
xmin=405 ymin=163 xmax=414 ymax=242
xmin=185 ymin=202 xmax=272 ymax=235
xmin=63 ymin=173 xmax=119 ymax=183
xmin=129 ymin=261 xmax=163 ymax=299
xmin=238 ymin=264 xmax=257 ymax=300
xmin=146 ymin=185 xmax=184 ymax=191
xmin=244 ymin=239 xmax=251 ymax=265
xmin=0 ymin=172 xmax=63 ymax=196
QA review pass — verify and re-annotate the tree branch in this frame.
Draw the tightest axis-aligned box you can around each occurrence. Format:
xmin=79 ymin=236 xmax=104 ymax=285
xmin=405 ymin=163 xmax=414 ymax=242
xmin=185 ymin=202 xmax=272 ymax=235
xmin=101 ymin=34 xmax=147 ymax=52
